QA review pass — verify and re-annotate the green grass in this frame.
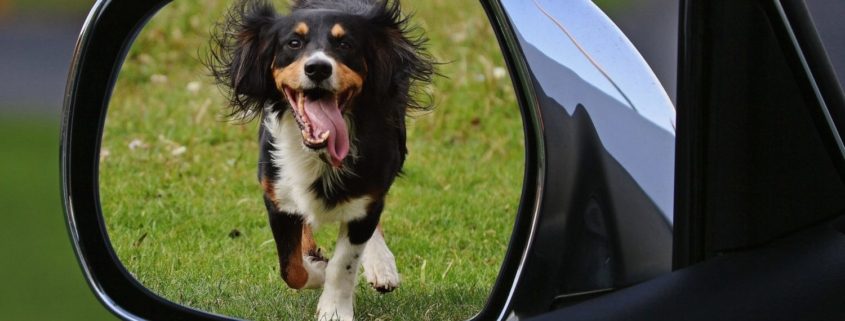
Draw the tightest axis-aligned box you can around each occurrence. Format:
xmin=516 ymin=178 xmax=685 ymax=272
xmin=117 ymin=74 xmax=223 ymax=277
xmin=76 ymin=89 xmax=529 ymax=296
xmin=0 ymin=114 xmax=115 ymax=321
xmin=99 ymin=0 xmax=522 ymax=320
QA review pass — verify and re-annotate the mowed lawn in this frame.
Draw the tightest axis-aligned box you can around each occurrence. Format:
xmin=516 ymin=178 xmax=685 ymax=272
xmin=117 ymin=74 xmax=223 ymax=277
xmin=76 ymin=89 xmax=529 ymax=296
xmin=99 ymin=0 xmax=522 ymax=320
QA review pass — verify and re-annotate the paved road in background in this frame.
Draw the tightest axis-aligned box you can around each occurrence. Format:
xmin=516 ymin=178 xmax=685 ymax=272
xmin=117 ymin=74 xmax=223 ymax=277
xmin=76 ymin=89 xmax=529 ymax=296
xmin=0 ymin=15 xmax=85 ymax=116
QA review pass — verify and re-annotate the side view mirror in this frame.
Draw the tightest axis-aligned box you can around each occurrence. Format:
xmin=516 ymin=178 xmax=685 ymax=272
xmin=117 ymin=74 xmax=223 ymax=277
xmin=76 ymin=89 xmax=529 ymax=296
xmin=61 ymin=0 xmax=674 ymax=320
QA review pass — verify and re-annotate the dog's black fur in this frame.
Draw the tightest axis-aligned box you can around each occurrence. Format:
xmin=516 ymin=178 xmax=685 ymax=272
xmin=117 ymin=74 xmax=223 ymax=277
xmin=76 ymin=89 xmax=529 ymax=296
xmin=206 ymin=0 xmax=433 ymax=313
xmin=208 ymin=0 xmax=432 ymax=202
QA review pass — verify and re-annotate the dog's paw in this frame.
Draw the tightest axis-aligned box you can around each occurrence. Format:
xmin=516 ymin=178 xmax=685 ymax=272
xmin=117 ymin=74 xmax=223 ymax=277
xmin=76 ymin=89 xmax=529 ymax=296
xmin=316 ymin=294 xmax=353 ymax=321
xmin=315 ymin=310 xmax=352 ymax=321
xmin=308 ymin=247 xmax=329 ymax=262
xmin=363 ymin=260 xmax=399 ymax=293
xmin=362 ymin=245 xmax=400 ymax=293
xmin=302 ymin=253 xmax=328 ymax=289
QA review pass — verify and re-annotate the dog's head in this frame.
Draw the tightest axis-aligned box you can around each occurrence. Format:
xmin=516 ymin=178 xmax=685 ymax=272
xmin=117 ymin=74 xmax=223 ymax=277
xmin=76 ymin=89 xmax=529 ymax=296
xmin=209 ymin=0 xmax=433 ymax=167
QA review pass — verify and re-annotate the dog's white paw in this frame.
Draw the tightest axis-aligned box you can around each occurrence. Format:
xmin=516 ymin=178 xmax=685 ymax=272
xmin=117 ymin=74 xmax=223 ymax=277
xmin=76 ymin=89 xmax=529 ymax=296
xmin=316 ymin=293 xmax=353 ymax=321
xmin=302 ymin=254 xmax=328 ymax=289
xmin=362 ymin=237 xmax=400 ymax=293
xmin=362 ymin=253 xmax=399 ymax=293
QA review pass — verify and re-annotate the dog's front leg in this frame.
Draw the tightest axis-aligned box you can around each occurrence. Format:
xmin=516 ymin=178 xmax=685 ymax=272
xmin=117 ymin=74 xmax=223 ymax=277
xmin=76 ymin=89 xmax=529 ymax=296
xmin=316 ymin=224 xmax=364 ymax=321
xmin=316 ymin=200 xmax=382 ymax=321
xmin=266 ymin=196 xmax=326 ymax=290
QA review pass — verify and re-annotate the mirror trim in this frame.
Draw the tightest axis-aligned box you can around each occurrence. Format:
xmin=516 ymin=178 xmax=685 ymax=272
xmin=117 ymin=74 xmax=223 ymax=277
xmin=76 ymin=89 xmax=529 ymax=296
xmin=61 ymin=0 xmax=236 ymax=319
xmin=475 ymin=0 xmax=545 ymax=320
xmin=61 ymin=0 xmax=542 ymax=320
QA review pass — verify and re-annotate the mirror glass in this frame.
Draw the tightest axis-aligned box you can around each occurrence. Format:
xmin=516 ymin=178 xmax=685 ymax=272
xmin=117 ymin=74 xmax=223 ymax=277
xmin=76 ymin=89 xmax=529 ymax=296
xmin=99 ymin=0 xmax=522 ymax=320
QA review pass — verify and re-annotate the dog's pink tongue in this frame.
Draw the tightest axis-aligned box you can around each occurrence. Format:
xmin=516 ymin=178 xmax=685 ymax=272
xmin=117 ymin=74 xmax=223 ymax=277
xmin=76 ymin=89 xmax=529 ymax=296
xmin=303 ymin=96 xmax=349 ymax=167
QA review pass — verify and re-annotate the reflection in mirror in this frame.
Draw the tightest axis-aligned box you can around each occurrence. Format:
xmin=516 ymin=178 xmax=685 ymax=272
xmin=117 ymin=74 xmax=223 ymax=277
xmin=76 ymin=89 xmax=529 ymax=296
xmin=504 ymin=0 xmax=675 ymax=220
xmin=100 ymin=0 xmax=522 ymax=320
xmin=499 ymin=0 xmax=674 ymax=315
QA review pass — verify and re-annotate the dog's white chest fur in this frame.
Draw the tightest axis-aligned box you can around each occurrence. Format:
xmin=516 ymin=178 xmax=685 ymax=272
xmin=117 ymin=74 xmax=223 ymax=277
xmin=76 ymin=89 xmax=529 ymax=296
xmin=264 ymin=110 xmax=369 ymax=227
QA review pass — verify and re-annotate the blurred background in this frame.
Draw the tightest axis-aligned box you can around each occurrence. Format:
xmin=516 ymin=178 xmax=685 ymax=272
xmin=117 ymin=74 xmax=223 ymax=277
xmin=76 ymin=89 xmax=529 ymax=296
xmin=0 ymin=0 xmax=116 ymax=319
xmin=0 ymin=0 xmax=709 ymax=320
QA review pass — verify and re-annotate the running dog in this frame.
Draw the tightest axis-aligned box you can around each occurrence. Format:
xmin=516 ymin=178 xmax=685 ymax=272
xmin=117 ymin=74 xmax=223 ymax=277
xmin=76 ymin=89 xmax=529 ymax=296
xmin=207 ymin=0 xmax=433 ymax=319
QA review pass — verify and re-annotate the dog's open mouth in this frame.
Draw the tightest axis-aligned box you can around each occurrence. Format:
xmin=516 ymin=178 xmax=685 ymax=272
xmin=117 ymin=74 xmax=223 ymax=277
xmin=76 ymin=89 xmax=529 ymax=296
xmin=282 ymin=86 xmax=353 ymax=168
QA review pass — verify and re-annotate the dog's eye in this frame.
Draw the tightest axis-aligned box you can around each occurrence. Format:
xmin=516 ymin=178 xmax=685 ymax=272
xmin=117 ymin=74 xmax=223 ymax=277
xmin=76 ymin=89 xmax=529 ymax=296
xmin=287 ymin=39 xmax=302 ymax=49
xmin=337 ymin=41 xmax=351 ymax=51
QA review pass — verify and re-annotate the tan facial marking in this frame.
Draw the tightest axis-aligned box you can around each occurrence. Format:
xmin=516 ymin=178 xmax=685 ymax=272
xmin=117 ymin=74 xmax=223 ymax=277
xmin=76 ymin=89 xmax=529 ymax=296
xmin=295 ymin=22 xmax=309 ymax=35
xmin=336 ymin=62 xmax=364 ymax=95
xmin=273 ymin=58 xmax=306 ymax=91
xmin=331 ymin=23 xmax=346 ymax=38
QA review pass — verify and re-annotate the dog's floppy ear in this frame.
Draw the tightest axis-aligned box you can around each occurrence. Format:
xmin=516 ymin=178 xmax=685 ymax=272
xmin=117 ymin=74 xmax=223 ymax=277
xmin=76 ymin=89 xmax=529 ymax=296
xmin=208 ymin=0 xmax=279 ymax=120
xmin=365 ymin=0 xmax=435 ymax=112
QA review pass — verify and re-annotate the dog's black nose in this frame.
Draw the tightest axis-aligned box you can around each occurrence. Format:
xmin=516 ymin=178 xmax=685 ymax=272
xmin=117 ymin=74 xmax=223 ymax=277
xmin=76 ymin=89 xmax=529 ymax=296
xmin=304 ymin=60 xmax=332 ymax=82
